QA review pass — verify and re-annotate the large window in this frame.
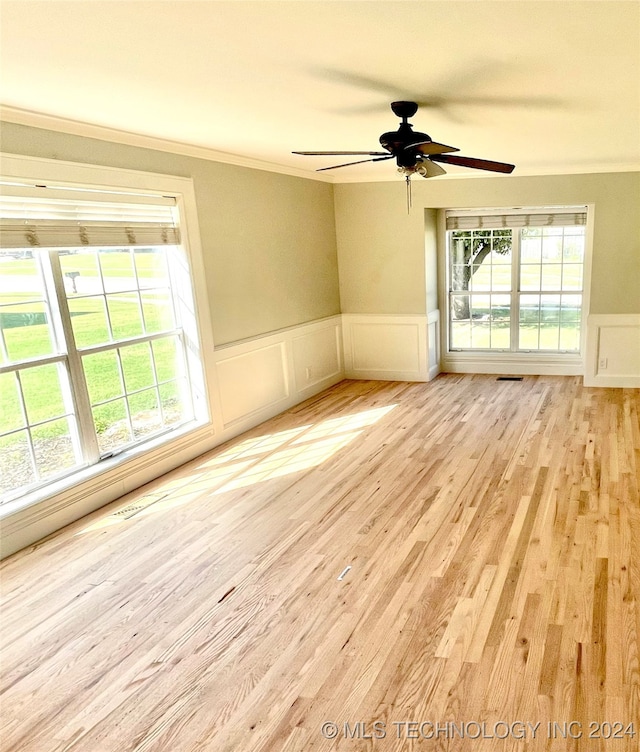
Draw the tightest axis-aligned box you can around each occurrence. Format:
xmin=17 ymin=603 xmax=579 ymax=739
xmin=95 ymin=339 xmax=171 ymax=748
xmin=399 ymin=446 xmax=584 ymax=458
xmin=0 ymin=182 xmax=205 ymax=504
xmin=446 ymin=208 xmax=587 ymax=354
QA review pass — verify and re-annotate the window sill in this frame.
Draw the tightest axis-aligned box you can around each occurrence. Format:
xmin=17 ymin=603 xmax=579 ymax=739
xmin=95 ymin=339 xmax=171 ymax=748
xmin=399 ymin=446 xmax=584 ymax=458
xmin=442 ymin=350 xmax=584 ymax=376
xmin=0 ymin=417 xmax=214 ymax=525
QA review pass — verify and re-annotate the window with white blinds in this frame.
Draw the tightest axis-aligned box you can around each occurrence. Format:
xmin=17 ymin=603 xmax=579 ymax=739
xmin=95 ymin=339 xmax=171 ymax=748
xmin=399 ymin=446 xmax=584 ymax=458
xmin=0 ymin=182 xmax=200 ymax=505
xmin=445 ymin=206 xmax=588 ymax=356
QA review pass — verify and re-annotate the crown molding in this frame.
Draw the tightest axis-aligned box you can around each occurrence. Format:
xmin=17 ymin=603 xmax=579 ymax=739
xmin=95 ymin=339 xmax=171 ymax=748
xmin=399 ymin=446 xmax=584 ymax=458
xmin=2 ymin=106 xmax=638 ymax=185
xmin=333 ymin=162 xmax=640 ymax=183
xmin=0 ymin=105 xmax=334 ymax=183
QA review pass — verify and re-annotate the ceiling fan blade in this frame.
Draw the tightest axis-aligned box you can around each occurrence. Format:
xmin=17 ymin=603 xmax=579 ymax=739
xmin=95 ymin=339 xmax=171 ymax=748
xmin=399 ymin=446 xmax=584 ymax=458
xmin=431 ymin=153 xmax=515 ymax=173
xmin=418 ymin=160 xmax=447 ymax=177
xmin=293 ymin=150 xmax=389 ymax=156
xmin=316 ymin=155 xmax=395 ymax=172
xmin=412 ymin=141 xmax=459 ymax=156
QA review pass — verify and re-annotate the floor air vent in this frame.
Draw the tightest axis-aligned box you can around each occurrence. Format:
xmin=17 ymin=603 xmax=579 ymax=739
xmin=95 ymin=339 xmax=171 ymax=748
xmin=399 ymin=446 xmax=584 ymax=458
xmin=110 ymin=492 xmax=168 ymax=520
xmin=497 ymin=376 xmax=523 ymax=381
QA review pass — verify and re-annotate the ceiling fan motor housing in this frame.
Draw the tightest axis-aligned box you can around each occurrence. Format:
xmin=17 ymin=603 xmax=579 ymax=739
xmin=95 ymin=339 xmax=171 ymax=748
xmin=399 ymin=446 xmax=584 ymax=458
xmin=380 ymin=122 xmax=432 ymax=167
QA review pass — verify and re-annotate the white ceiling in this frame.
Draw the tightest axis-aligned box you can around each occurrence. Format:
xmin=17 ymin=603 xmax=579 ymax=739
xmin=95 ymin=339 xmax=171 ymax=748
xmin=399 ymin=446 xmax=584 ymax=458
xmin=1 ymin=1 xmax=639 ymax=182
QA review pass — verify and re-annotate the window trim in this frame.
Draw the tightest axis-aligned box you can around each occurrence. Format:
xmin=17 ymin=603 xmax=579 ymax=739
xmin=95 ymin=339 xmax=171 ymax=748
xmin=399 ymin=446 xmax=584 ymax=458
xmin=0 ymin=153 xmax=219 ymax=520
xmin=436 ymin=205 xmax=595 ymax=375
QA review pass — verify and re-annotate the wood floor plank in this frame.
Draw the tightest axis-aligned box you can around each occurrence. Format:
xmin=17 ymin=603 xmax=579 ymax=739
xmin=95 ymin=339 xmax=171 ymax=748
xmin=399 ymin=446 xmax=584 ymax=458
xmin=1 ymin=375 xmax=639 ymax=752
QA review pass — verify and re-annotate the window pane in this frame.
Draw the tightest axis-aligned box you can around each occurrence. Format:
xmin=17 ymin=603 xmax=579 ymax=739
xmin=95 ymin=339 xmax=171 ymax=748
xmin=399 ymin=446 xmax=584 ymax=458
xmin=141 ymin=289 xmax=175 ymax=333
xmin=450 ymin=234 xmax=471 ymax=265
xmin=470 ymin=264 xmax=489 ymax=290
xmin=542 ymin=234 xmax=562 ymax=261
xmin=520 ymin=264 xmax=541 ymax=291
xmin=93 ymin=398 xmax=132 ymax=455
xmin=519 ymin=294 xmax=540 ymax=349
xmin=491 ymin=263 xmax=511 ymax=291
xmin=490 ymin=295 xmax=511 ymax=349
xmin=20 ymin=363 xmax=66 ymax=424
xmin=1 ymin=302 xmax=56 ymax=361
xmin=559 ymin=323 xmax=580 ymax=351
xmin=470 ymin=322 xmax=490 ymax=349
xmin=450 ymin=321 xmax=471 ymax=349
xmin=0 ymin=431 xmax=36 ymax=496
xmin=107 ymin=292 xmax=143 ymax=339
xmin=32 ymin=417 xmax=79 ymax=479
xmin=0 ymin=372 xmax=25 ymax=433
xmin=450 ymin=265 xmax=469 ymax=292
xmin=0 ymin=251 xmax=44 ymax=303
xmin=120 ymin=341 xmax=155 ymax=392
xmin=128 ymin=388 xmax=162 ymax=440
xmin=560 ymin=294 xmax=582 ymax=321
xmin=521 ymin=236 xmax=541 ymax=263
xmin=563 ymin=236 xmax=585 ymax=262
xmin=135 ymin=248 xmax=169 ymax=289
xmin=100 ymin=249 xmax=137 ymax=293
xmin=82 ymin=350 xmax=124 ymax=404
xmin=69 ymin=295 xmax=111 ymax=348
xmin=59 ymin=250 xmax=103 ymax=296
xmin=541 ymin=264 xmax=562 ymax=290
xmin=152 ymin=336 xmax=184 ymax=383
xmin=540 ymin=323 xmax=561 ymax=350
xmin=541 ymin=294 xmax=561 ymax=321
xmin=561 ymin=264 xmax=583 ymax=291
xmin=159 ymin=380 xmax=188 ymax=426
xmin=471 ymin=294 xmax=490 ymax=319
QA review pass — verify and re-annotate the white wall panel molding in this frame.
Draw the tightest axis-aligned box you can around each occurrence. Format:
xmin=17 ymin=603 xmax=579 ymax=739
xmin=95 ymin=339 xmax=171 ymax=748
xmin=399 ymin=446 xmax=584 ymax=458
xmin=584 ymin=314 xmax=640 ymax=387
xmin=341 ymin=314 xmax=434 ymax=382
xmin=213 ymin=316 xmax=343 ymax=437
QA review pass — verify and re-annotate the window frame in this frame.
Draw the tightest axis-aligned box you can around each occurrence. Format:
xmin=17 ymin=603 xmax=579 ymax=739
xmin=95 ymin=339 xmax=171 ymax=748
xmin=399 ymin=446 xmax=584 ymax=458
xmin=437 ymin=205 xmax=595 ymax=376
xmin=0 ymin=153 xmax=218 ymax=519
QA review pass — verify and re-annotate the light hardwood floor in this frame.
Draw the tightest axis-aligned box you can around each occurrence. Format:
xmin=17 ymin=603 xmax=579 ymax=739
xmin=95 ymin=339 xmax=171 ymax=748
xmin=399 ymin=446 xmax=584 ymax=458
xmin=1 ymin=375 xmax=639 ymax=752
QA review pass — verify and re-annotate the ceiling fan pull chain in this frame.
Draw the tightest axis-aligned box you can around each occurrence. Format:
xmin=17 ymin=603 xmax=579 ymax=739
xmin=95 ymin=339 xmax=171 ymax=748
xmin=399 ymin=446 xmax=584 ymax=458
xmin=406 ymin=175 xmax=412 ymax=213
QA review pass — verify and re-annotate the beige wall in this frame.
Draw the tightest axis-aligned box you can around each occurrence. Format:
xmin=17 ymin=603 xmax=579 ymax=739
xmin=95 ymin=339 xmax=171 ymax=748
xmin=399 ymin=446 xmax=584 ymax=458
xmin=335 ymin=171 xmax=640 ymax=316
xmin=2 ymin=122 xmax=638 ymax=326
xmin=0 ymin=122 xmax=341 ymax=346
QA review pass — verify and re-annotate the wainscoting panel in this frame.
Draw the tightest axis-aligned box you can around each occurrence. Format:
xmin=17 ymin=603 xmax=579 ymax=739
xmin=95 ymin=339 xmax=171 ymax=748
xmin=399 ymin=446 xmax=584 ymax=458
xmin=585 ymin=314 xmax=640 ymax=387
xmin=216 ymin=343 xmax=289 ymax=426
xmin=342 ymin=314 xmax=431 ymax=381
xmin=213 ymin=316 xmax=344 ymax=436
xmin=292 ymin=323 xmax=342 ymax=392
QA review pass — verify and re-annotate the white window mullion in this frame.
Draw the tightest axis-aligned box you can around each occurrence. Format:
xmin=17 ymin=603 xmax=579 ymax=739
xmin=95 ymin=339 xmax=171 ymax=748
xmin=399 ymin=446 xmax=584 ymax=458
xmin=13 ymin=370 xmax=39 ymax=481
xmin=47 ymin=251 xmax=101 ymax=464
xmin=511 ymin=230 xmax=521 ymax=352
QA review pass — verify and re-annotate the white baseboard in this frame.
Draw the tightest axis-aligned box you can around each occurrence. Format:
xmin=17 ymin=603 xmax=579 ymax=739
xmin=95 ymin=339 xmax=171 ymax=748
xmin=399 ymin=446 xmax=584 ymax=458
xmin=0 ymin=316 xmax=343 ymax=559
xmin=584 ymin=314 xmax=640 ymax=387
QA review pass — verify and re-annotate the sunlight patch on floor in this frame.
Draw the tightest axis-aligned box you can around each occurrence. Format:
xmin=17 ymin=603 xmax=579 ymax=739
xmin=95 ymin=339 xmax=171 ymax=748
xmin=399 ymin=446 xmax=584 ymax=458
xmin=76 ymin=404 xmax=397 ymax=535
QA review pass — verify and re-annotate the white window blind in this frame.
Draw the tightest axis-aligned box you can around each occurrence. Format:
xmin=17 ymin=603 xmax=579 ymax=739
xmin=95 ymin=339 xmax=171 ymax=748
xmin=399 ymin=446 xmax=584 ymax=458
xmin=0 ymin=185 xmax=180 ymax=248
xmin=446 ymin=207 xmax=587 ymax=231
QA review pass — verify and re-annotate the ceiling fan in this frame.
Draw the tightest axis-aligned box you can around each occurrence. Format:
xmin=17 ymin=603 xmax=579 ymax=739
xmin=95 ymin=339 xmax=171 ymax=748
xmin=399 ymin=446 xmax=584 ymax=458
xmin=293 ymin=100 xmax=515 ymax=187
